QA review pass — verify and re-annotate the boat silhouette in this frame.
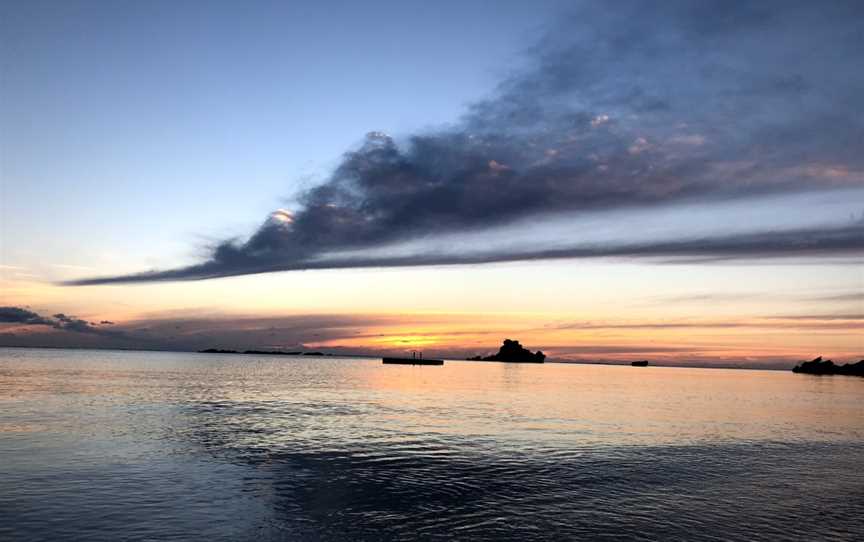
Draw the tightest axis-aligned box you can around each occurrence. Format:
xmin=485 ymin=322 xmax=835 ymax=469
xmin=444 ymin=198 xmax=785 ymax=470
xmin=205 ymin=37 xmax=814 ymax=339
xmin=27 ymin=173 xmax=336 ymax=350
xmin=383 ymin=351 xmax=444 ymax=366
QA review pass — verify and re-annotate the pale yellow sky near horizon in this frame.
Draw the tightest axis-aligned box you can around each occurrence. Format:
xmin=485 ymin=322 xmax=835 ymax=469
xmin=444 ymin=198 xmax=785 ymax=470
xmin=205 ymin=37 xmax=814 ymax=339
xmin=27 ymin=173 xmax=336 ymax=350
xmin=2 ymin=257 xmax=861 ymax=364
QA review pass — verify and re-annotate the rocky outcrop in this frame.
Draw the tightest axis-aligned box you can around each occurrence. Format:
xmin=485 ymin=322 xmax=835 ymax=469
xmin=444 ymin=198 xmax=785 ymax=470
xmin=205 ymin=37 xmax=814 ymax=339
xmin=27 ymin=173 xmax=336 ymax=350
xmin=468 ymin=339 xmax=545 ymax=363
xmin=792 ymin=356 xmax=864 ymax=376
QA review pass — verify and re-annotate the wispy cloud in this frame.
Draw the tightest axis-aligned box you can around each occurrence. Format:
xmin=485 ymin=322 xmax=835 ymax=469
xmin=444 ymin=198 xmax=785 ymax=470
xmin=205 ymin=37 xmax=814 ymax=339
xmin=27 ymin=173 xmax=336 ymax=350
xmin=805 ymin=292 xmax=864 ymax=303
xmin=68 ymin=222 xmax=864 ymax=284
xmin=548 ymin=317 xmax=863 ymax=331
xmin=765 ymin=313 xmax=863 ymax=321
xmin=654 ymin=289 xmax=864 ymax=304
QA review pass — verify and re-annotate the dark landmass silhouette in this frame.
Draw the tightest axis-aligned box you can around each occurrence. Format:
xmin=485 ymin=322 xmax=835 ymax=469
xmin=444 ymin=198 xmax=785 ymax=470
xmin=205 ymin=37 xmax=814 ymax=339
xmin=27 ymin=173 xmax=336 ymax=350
xmin=244 ymin=349 xmax=302 ymax=355
xmin=792 ymin=356 xmax=864 ymax=376
xmin=631 ymin=360 xmax=649 ymax=367
xmin=468 ymin=339 xmax=545 ymax=363
xmin=198 ymin=348 xmax=316 ymax=356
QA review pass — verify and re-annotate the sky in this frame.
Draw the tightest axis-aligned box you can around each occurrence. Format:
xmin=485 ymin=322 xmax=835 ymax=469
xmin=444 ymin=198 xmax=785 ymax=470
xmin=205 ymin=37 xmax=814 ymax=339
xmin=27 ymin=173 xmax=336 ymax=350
xmin=1 ymin=0 xmax=862 ymax=367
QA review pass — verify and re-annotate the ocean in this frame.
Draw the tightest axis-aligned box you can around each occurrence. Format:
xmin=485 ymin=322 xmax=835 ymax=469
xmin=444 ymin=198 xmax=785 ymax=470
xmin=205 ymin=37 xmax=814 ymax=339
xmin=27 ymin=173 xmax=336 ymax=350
xmin=1 ymin=347 xmax=862 ymax=541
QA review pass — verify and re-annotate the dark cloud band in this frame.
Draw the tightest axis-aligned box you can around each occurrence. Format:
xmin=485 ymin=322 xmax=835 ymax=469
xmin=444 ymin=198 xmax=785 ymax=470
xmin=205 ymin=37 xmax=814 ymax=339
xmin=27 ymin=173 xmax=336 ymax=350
xmin=0 ymin=307 xmax=125 ymax=337
xmin=66 ymin=222 xmax=864 ymax=285
xmin=69 ymin=0 xmax=864 ymax=285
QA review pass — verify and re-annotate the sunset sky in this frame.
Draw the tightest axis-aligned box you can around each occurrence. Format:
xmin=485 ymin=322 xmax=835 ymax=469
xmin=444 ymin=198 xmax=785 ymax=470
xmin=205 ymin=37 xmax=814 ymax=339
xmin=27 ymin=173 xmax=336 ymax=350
xmin=1 ymin=0 xmax=862 ymax=367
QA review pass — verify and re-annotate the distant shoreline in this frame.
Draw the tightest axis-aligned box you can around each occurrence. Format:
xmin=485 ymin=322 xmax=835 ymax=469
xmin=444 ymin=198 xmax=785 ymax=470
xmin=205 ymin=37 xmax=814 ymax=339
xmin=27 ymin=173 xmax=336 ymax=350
xmin=0 ymin=344 xmax=801 ymax=371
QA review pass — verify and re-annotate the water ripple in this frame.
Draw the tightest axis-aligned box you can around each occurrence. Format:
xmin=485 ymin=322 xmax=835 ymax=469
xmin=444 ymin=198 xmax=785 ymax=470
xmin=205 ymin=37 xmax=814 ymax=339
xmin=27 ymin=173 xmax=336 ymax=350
xmin=1 ymin=348 xmax=862 ymax=541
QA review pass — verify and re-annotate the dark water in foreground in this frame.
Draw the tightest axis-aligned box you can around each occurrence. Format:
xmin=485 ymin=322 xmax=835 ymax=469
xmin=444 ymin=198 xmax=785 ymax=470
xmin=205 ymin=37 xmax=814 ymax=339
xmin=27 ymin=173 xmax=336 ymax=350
xmin=1 ymin=348 xmax=862 ymax=541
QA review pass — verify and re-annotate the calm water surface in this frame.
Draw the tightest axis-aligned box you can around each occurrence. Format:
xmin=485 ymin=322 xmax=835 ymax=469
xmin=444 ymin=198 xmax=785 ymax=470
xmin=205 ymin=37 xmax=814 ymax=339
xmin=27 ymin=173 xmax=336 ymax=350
xmin=1 ymin=348 xmax=862 ymax=541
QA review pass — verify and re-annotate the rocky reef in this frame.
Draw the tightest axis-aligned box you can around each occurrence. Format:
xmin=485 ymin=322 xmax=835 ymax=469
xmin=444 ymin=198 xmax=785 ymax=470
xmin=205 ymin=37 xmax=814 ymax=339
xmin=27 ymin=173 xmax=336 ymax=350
xmin=468 ymin=339 xmax=545 ymax=363
xmin=792 ymin=356 xmax=864 ymax=376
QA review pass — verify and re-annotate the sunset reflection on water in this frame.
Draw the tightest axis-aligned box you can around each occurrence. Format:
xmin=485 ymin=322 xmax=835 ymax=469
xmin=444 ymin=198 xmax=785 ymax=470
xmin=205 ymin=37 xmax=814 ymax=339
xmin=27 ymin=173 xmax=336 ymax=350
xmin=1 ymin=348 xmax=862 ymax=541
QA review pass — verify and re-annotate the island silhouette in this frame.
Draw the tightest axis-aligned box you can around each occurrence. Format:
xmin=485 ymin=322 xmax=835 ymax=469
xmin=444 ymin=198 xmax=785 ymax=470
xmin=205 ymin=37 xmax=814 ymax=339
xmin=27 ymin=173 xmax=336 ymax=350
xmin=792 ymin=356 xmax=864 ymax=376
xmin=467 ymin=339 xmax=545 ymax=363
xmin=197 ymin=348 xmax=325 ymax=356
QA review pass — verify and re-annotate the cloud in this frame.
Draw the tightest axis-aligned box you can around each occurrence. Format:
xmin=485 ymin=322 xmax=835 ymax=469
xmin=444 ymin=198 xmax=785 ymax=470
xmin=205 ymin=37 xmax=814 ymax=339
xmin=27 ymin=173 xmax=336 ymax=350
xmin=2 ymin=309 xmax=860 ymax=366
xmin=0 ymin=306 xmax=55 ymax=326
xmin=806 ymin=292 xmax=864 ymax=303
xmin=765 ymin=313 xmax=863 ymax=321
xmin=67 ymin=221 xmax=864 ymax=284
xmin=70 ymin=0 xmax=864 ymax=285
xmin=52 ymin=313 xmax=105 ymax=334
xmin=0 ymin=306 xmax=125 ymax=337
xmin=549 ymin=317 xmax=863 ymax=332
